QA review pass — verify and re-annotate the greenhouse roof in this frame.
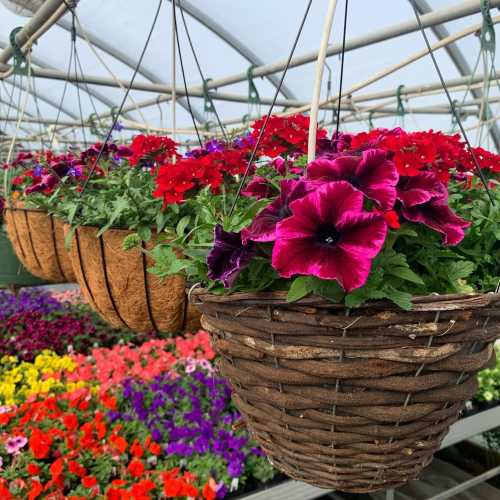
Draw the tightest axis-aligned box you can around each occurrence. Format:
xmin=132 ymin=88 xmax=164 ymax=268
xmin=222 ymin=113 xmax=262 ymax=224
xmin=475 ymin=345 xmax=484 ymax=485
xmin=0 ymin=0 xmax=499 ymax=150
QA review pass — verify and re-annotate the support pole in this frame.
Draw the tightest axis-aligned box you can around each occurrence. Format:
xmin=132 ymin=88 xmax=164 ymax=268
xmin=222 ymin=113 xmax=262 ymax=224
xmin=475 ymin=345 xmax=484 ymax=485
xmin=308 ymin=0 xmax=337 ymax=162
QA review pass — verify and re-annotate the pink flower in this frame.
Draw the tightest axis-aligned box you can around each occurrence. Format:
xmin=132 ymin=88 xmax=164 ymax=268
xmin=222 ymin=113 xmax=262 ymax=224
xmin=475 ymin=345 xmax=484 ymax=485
xmin=306 ymin=148 xmax=399 ymax=210
xmin=5 ymin=435 xmax=27 ymax=455
xmin=397 ymin=172 xmax=446 ymax=207
xmin=272 ymin=181 xmax=387 ymax=292
xmin=242 ymin=179 xmax=314 ymax=243
xmin=397 ymin=172 xmax=470 ymax=245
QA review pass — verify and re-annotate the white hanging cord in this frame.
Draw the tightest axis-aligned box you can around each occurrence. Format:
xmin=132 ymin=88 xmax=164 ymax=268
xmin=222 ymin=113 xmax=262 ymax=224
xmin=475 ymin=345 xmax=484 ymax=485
xmin=171 ymin=0 xmax=177 ymax=159
xmin=307 ymin=0 xmax=337 ymax=162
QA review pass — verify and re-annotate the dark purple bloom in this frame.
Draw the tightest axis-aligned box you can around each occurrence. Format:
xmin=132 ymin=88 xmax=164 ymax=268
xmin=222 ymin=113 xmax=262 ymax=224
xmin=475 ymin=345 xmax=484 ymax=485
xmin=207 ymin=225 xmax=255 ymax=288
xmin=33 ymin=163 xmax=43 ymax=177
xmin=307 ymin=148 xmax=399 ymax=211
xmin=233 ymin=133 xmax=255 ymax=150
xmin=242 ymin=179 xmax=314 ymax=244
xmin=205 ymin=139 xmax=225 ymax=153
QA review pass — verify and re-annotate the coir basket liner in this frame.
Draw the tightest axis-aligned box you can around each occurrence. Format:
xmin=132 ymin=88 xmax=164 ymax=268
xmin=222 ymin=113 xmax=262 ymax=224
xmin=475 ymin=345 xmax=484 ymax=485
xmin=192 ymin=289 xmax=500 ymax=493
xmin=68 ymin=225 xmax=200 ymax=334
xmin=4 ymin=205 xmax=75 ymax=283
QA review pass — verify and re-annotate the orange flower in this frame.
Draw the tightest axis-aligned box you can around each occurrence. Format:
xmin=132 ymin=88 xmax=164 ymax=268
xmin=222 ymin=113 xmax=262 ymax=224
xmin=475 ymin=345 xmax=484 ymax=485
xmin=149 ymin=442 xmax=161 ymax=456
xmin=109 ymin=435 xmax=127 ymax=454
xmin=128 ymin=459 xmax=145 ymax=478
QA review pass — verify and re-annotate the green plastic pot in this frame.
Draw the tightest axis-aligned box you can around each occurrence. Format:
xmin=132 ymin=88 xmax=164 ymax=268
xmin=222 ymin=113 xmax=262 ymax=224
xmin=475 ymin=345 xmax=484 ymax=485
xmin=0 ymin=225 xmax=47 ymax=288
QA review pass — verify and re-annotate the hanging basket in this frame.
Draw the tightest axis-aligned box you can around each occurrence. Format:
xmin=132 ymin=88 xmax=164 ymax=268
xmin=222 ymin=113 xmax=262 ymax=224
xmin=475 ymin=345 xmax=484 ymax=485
xmin=192 ymin=289 xmax=500 ymax=493
xmin=4 ymin=204 xmax=75 ymax=283
xmin=0 ymin=226 xmax=48 ymax=288
xmin=67 ymin=225 xmax=200 ymax=334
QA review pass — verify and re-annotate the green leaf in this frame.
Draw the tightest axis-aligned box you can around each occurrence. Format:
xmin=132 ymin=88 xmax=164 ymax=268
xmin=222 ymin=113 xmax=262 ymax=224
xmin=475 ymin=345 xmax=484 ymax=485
xmin=311 ymin=278 xmax=344 ymax=302
xmin=287 ymin=277 xmax=314 ymax=302
xmin=176 ymin=215 xmax=191 ymax=238
xmin=447 ymin=261 xmax=475 ymax=283
xmin=137 ymin=225 xmax=152 ymax=243
xmin=388 ymin=266 xmax=424 ymax=285
xmin=147 ymin=245 xmax=189 ymax=279
xmin=383 ymin=286 xmax=413 ymax=310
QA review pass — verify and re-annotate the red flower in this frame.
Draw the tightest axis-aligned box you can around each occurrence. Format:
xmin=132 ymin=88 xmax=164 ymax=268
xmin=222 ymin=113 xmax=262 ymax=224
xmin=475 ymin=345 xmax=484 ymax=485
xmin=0 ymin=483 xmax=12 ymax=500
xmin=63 ymin=412 xmax=78 ymax=431
xmin=49 ymin=457 xmax=64 ymax=480
xmin=381 ymin=210 xmax=400 ymax=230
xmin=130 ymin=439 xmax=144 ymax=458
xmin=82 ymin=475 xmax=98 ymax=488
xmin=68 ymin=460 xmax=87 ymax=478
xmin=27 ymin=464 xmax=41 ymax=476
xmin=149 ymin=442 xmax=161 ymax=456
xmin=203 ymin=481 xmax=217 ymax=500
xmin=128 ymin=459 xmax=145 ymax=478
xmin=29 ymin=428 xmax=52 ymax=459
xmin=129 ymin=134 xmax=179 ymax=166
xmin=28 ymin=480 xmax=43 ymax=500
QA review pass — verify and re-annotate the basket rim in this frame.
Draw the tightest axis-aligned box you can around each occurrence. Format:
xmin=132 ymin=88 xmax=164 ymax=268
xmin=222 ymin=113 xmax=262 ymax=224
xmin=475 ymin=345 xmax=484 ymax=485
xmin=189 ymin=287 xmax=500 ymax=311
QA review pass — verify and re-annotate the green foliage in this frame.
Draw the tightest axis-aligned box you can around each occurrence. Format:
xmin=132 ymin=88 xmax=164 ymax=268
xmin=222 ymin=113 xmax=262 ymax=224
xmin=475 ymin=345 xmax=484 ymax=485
xmin=476 ymin=344 xmax=500 ymax=403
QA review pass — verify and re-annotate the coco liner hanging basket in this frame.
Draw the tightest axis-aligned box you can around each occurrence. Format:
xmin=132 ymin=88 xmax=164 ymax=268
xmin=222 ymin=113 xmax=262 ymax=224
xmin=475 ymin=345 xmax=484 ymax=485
xmin=68 ymin=225 xmax=200 ymax=334
xmin=4 ymin=204 xmax=75 ymax=283
xmin=192 ymin=289 xmax=500 ymax=493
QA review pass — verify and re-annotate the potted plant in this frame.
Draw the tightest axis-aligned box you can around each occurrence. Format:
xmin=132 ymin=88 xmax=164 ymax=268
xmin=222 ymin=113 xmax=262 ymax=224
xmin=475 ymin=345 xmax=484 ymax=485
xmin=149 ymin=117 xmax=500 ymax=493
xmin=3 ymin=150 xmax=76 ymax=283
xmin=55 ymin=134 xmax=253 ymax=335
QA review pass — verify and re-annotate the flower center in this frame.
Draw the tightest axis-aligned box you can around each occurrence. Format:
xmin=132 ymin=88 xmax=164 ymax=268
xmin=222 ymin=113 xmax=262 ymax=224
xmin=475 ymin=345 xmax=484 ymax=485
xmin=315 ymin=224 xmax=341 ymax=246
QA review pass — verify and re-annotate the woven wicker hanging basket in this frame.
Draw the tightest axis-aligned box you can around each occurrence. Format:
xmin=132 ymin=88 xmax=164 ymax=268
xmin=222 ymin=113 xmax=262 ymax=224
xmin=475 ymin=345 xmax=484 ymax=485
xmin=67 ymin=225 xmax=200 ymax=334
xmin=192 ymin=289 xmax=500 ymax=493
xmin=4 ymin=204 xmax=75 ymax=283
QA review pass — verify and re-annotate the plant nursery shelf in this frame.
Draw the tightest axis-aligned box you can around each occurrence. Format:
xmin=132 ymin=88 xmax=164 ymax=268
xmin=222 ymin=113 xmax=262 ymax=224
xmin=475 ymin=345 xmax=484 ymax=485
xmin=236 ymin=405 xmax=500 ymax=500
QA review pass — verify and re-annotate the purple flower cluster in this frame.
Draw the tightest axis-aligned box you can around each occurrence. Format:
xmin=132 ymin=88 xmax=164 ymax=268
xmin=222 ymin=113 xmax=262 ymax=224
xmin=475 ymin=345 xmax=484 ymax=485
xmin=111 ymin=368 xmax=258 ymax=482
xmin=0 ymin=289 xmax=64 ymax=321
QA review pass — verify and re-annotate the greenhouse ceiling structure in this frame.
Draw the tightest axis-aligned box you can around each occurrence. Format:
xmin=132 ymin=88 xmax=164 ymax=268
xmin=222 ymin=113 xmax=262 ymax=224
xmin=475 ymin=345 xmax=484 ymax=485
xmin=0 ymin=0 xmax=499 ymax=153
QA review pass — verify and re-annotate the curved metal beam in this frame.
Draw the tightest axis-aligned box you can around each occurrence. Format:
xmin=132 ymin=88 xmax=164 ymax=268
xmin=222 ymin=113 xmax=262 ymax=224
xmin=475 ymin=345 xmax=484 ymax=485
xmin=0 ymin=38 xmax=133 ymax=122
xmin=0 ymin=42 xmax=77 ymax=120
xmin=56 ymin=17 xmax=206 ymax=124
xmin=411 ymin=0 xmax=500 ymax=151
xmin=168 ymin=0 xmax=297 ymax=101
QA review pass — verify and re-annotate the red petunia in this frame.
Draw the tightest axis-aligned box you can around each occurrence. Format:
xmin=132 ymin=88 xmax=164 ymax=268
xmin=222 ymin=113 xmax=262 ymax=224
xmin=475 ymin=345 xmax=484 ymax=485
xmin=63 ymin=413 xmax=78 ymax=432
xmin=27 ymin=464 xmax=40 ymax=476
xmin=82 ymin=475 xmax=98 ymax=488
xmin=130 ymin=439 xmax=144 ymax=458
xmin=28 ymin=480 xmax=43 ymax=500
xmin=29 ymin=428 xmax=52 ymax=459
xmin=128 ymin=459 xmax=145 ymax=478
xmin=68 ymin=460 xmax=87 ymax=478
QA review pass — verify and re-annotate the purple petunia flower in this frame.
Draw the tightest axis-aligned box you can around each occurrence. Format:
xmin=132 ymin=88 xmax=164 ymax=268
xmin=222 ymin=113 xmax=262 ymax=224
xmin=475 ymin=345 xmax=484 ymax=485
xmin=242 ymin=179 xmax=315 ymax=244
xmin=207 ymin=225 xmax=255 ymax=288
xmin=241 ymin=176 xmax=274 ymax=200
xmin=272 ymin=181 xmax=388 ymax=292
xmin=307 ymin=148 xmax=399 ymax=211
xmin=5 ymin=435 xmax=27 ymax=455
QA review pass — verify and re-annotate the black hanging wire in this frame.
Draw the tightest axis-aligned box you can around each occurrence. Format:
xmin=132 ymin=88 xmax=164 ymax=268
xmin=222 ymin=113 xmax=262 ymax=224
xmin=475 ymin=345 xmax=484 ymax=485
xmin=177 ymin=0 xmax=228 ymax=141
xmin=71 ymin=11 xmax=88 ymax=147
xmin=79 ymin=0 xmax=164 ymax=195
xmin=409 ymin=0 xmax=494 ymax=206
xmin=229 ymin=0 xmax=313 ymax=216
xmin=172 ymin=0 xmax=202 ymax=147
xmin=49 ymin=30 xmax=75 ymax=148
xmin=334 ymin=0 xmax=349 ymax=145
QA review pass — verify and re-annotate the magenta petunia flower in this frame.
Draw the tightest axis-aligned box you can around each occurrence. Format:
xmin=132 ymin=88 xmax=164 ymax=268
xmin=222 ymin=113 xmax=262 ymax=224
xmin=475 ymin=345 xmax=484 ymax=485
xmin=397 ymin=172 xmax=470 ymax=245
xmin=241 ymin=176 xmax=274 ymax=200
xmin=306 ymin=148 xmax=399 ymax=210
xmin=272 ymin=181 xmax=387 ymax=292
xmin=397 ymin=172 xmax=447 ymax=208
xmin=242 ymin=179 xmax=314 ymax=244
xmin=5 ymin=435 xmax=27 ymax=455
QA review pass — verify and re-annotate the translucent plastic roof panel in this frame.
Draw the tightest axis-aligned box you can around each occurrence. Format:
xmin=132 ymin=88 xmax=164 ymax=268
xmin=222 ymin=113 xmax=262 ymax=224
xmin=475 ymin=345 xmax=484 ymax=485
xmin=0 ymin=0 xmax=498 ymax=150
